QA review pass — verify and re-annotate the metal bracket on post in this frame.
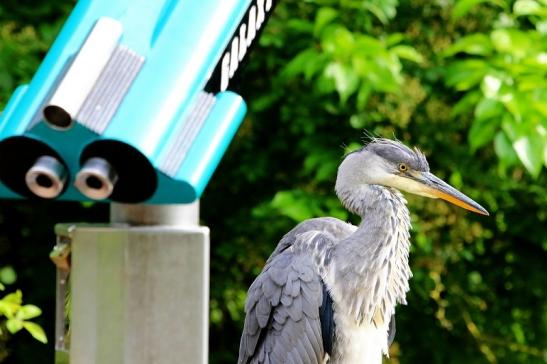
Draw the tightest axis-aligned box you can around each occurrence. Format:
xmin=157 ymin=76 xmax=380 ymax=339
xmin=53 ymin=201 xmax=209 ymax=364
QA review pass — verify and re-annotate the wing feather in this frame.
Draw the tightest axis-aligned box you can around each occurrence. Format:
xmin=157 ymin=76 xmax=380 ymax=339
xmin=238 ymin=252 xmax=326 ymax=364
xmin=239 ymin=218 xmax=356 ymax=364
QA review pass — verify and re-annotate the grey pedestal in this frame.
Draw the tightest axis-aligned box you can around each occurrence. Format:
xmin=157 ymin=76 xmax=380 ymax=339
xmin=54 ymin=203 xmax=209 ymax=364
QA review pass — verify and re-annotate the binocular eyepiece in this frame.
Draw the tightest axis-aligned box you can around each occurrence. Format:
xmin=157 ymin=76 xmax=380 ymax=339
xmin=24 ymin=155 xmax=119 ymax=201
xmin=74 ymin=157 xmax=118 ymax=200
xmin=25 ymin=156 xmax=67 ymax=199
xmin=21 ymin=155 xmax=118 ymax=200
xmin=23 ymin=155 xmax=126 ymax=201
xmin=23 ymin=155 xmax=124 ymax=201
xmin=0 ymin=136 xmax=156 ymax=202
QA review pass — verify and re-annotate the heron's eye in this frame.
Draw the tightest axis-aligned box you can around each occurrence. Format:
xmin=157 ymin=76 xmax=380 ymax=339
xmin=399 ymin=163 xmax=408 ymax=172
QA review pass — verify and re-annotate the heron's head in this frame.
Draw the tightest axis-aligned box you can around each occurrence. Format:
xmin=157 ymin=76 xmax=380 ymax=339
xmin=336 ymin=138 xmax=488 ymax=215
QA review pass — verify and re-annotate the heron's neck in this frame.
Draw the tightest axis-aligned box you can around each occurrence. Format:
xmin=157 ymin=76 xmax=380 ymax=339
xmin=331 ymin=184 xmax=412 ymax=327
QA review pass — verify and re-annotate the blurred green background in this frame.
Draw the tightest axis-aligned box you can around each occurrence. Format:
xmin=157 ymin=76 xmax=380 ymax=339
xmin=0 ymin=0 xmax=546 ymax=363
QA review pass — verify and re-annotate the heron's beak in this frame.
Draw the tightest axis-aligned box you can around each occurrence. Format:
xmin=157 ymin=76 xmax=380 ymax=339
xmin=412 ymin=172 xmax=489 ymax=215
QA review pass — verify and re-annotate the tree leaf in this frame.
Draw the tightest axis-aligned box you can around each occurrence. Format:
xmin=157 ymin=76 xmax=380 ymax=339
xmin=362 ymin=2 xmax=394 ymax=24
xmin=390 ymin=45 xmax=425 ymax=63
xmin=2 ymin=290 xmax=22 ymax=305
xmin=494 ymin=131 xmax=519 ymax=166
xmin=17 ymin=304 xmax=42 ymax=320
xmin=282 ymin=48 xmax=322 ymax=80
xmin=6 ymin=318 xmax=23 ymax=334
xmin=314 ymin=7 xmax=338 ymax=37
xmin=517 ymin=74 xmax=547 ymax=91
xmin=491 ymin=29 xmax=532 ymax=58
xmin=23 ymin=322 xmax=47 ymax=344
xmin=324 ymin=62 xmax=359 ymax=104
xmin=451 ymin=91 xmax=482 ymax=117
xmin=513 ymin=135 xmax=544 ymax=177
xmin=321 ymin=25 xmax=355 ymax=56
xmin=0 ymin=301 xmax=19 ymax=318
xmin=286 ymin=19 xmax=314 ymax=35
xmin=452 ymin=0 xmax=505 ymax=20
xmin=354 ymin=34 xmax=386 ymax=55
xmin=357 ymin=83 xmax=372 ymax=109
xmin=443 ymin=34 xmax=493 ymax=56
xmin=514 ymin=0 xmax=547 ymax=16
xmin=386 ymin=32 xmax=405 ymax=46
xmin=359 ymin=58 xmax=401 ymax=93
xmin=474 ymin=98 xmax=503 ymax=121
xmin=531 ymin=99 xmax=547 ymax=118
xmin=0 ymin=266 xmax=16 ymax=285
xmin=303 ymin=150 xmax=337 ymax=181
xmin=469 ymin=116 xmax=500 ymax=152
xmin=271 ymin=191 xmax=318 ymax=222
xmin=500 ymin=91 xmax=525 ymax=123
xmin=445 ymin=60 xmax=488 ymax=91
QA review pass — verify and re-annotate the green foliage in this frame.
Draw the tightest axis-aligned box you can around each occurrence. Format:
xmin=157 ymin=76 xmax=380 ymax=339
xmin=282 ymin=2 xmax=424 ymax=111
xmin=0 ymin=278 xmax=47 ymax=345
xmin=0 ymin=0 xmax=545 ymax=363
xmin=444 ymin=0 xmax=547 ymax=177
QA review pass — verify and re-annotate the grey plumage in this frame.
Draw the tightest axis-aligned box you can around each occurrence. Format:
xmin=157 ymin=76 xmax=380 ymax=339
xmin=238 ymin=138 xmax=488 ymax=364
xmin=239 ymin=219 xmax=355 ymax=364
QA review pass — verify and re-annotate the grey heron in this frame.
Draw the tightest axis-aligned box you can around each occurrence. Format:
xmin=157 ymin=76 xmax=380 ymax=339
xmin=238 ymin=138 xmax=488 ymax=364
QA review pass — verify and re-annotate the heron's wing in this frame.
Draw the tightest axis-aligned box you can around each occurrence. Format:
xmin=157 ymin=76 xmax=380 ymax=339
xmin=267 ymin=217 xmax=356 ymax=263
xmin=238 ymin=250 xmax=326 ymax=364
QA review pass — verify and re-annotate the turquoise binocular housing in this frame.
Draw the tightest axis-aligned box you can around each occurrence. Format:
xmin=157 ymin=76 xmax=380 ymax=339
xmin=0 ymin=0 xmax=273 ymax=203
